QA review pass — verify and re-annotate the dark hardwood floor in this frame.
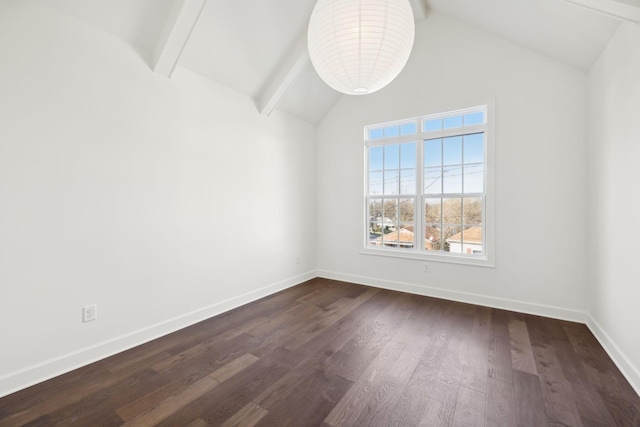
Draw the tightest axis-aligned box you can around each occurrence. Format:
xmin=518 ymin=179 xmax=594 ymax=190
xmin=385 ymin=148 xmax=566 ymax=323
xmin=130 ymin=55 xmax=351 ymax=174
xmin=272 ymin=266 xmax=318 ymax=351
xmin=1 ymin=278 xmax=639 ymax=426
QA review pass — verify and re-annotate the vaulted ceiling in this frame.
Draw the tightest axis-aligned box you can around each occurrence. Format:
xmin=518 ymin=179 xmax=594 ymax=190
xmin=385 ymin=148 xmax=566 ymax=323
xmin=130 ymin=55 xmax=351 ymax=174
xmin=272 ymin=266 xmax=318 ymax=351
xmin=37 ymin=0 xmax=639 ymax=125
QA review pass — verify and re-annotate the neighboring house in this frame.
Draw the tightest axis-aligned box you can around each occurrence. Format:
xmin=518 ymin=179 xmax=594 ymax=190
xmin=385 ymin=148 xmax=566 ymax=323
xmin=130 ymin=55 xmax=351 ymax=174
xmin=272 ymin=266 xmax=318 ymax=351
xmin=404 ymin=225 xmax=441 ymax=251
xmin=447 ymin=226 xmax=483 ymax=254
xmin=372 ymin=228 xmax=421 ymax=248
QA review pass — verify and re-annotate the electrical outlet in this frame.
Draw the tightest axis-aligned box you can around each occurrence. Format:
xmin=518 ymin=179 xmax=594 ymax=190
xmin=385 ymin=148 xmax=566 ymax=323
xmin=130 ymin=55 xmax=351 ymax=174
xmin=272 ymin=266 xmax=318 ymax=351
xmin=83 ymin=304 xmax=97 ymax=322
xmin=296 ymin=256 xmax=300 ymax=265
xmin=423 ymin=263 xmax=431 ymax=273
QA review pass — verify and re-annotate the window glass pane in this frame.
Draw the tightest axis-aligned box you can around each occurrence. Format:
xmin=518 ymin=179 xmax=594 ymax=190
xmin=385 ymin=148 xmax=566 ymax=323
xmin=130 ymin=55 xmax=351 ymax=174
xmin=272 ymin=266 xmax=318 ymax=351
xmin=443 ymin=166 xmax=463 ymax=193
xmin=369 ymin=171 xmax=383 ymax=195
xmin=400 ymin=142 xmax=416 ymax=169
xmin=369 ymin=146 xmax=383 ymax=171
xmin=424 ymin=167 xmax=442 ymax=195
xmin=444 ymin=225 xmax=463 ymax=253
xmin=424 ymin=139 xmax=442 ymax=167
xmin=462 ymin=226 xmax=483 ymax=254
xmin=443 ymin=198 xmax=462 ymax=224
xmin=369 ymin=127 xmax=384 ymax=140
xmin=424 ymin=118 xmax=442 ymax=132
xmin=425 ymin=198 xmax=442 ymax=224
xmin=400 ymin=122 xmax=417 ymax=135
xmin=384 ymin=125 xmax=400 ymax=137
xmin=443 ymin=136 xmax=462 ymax=165
xmin=369 ymin=199 xmax=383 ymax=238
xmin=425 ymin=225 xmax=441 ymax=251
xmin=463 ymin=164 xmax=484 ymax=194
xmin=383 ymin=199 xmax=398 ymax=224
xmin=384 ymin=170 xmax=399 ymax=195
xmin=443 ymin=115 xmax=463 ymax=129
xmin=400 ymin=169 xmax=415 ymax=195
xmin=399 ymin=198 xmax=415 ymax=223
xmin=463 ymin=112 xmax=484 ymax=126
xmin=463 ymin=197 xmax=482 ymax=225
xmin=463 ymin=133 xmax=484 ymax=164
xmin=384 ymin=144 xmax=399 ymax=169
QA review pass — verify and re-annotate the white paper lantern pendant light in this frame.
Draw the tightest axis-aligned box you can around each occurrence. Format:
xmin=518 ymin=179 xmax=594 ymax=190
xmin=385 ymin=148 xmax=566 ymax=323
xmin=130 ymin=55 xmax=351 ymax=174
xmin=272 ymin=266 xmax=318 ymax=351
xmin=308 ymin=0 xmax=415 ymax=95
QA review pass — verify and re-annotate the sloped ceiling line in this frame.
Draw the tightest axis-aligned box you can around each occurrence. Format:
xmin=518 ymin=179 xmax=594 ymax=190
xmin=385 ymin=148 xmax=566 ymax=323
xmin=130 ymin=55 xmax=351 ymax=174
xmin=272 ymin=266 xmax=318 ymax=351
xmin=560 ymin=0 xmax=640 ymax=24
xmin=256 ymin=34 xmax=310 ymax=117
xmin=153 ymin=0 xmax=208 ymax=78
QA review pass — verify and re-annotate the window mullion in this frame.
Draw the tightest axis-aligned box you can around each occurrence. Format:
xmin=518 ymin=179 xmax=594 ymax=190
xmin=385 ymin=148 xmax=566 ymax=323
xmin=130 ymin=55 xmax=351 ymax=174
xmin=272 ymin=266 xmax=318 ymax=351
xmin=416 ymin=140 xmax=424 ymax=253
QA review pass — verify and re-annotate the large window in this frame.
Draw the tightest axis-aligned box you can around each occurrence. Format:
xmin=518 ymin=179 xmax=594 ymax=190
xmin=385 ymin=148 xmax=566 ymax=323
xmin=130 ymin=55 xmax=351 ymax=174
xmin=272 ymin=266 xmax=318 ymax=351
xmin=364 ymin=105 xmax=494 ymax=266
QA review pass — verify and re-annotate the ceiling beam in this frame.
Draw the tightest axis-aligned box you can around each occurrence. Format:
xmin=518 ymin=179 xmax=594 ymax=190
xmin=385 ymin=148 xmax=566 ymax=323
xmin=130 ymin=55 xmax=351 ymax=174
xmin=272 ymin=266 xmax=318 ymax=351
xmin=409 ymin=0 xmax=428 ymax=21
xmin=153 ymin=0 xmax=208 ymax=78
xmin=256 ymin=36 xmax=310 ymax=117
xmin=559 ymin=0 xmax=640 ymax=24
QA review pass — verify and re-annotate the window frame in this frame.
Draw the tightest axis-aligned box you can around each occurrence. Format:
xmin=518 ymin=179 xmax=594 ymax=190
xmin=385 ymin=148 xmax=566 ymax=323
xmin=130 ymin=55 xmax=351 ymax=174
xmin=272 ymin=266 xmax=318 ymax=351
xmin=362 ymin=102 xmax=495 ymax=267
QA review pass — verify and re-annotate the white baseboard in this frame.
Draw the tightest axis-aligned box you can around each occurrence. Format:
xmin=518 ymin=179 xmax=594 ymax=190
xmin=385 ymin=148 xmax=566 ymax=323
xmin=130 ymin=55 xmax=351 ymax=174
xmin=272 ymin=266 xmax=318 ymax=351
xmin=317 ymin=270 xmax=588 ymax=323
xmin=0 ymin=271 xmax=315 ymax=399
xmin=586 ymin=315 xmax=640 ymax=397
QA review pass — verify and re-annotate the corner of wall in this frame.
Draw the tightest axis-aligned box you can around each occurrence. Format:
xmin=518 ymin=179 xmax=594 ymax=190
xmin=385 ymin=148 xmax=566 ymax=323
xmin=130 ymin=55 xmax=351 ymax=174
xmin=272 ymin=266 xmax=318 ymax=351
xmin=586 ymin=315 xmax=640 ymax=397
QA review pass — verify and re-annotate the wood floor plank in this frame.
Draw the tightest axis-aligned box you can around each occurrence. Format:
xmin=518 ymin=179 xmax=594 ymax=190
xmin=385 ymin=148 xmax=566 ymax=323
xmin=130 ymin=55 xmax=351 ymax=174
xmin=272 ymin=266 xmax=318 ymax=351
xmin=121 ymin=375 xmax=220 ymax=427
xmin=513 ymin=370 xmax=549 ymax=427
xmin=156 ymin=352 xmax=289 ymax=427
xmin=451 ymin=386 xmax=485 ymax=427
xmin=461 ymin=306 xmax=492 ymax=393
xmin=40 ymin=368 xmax=166 ymax=426
xmin=2 ymin=278 xmax=639 ymax=427
xmin=419 ymin=397 xmax=455 ymax=426
xmin=487 ymin=310 xmax=513 ymax=384
xmin=116 ymin=376 xmax=191 ymax=422
xmin=383 ymin=358 xmax=439 ymax=426
xmin=526 ymin=315 xmax=584 ymax=427
xmin=284 ymin=288 xmax=379 ymax=351
xmin=486 ymin=377 xmax=517 ymax=426
xmin=350 ymin=308 xmax=435 ymax=427
xmin=549 ymin=331 xmax=616 ymax=426
xmin=220 ymin=402 xmax=268 ymax=427
xmin=326 ymin=291 xmax=417 ymax=382
xmin=428 ymin=308 xmax=474 ymax=407
xmin=563 ymin=322 xmax=640 ymax=426
xmin=508 ymin=317 xmax=537 ymax=375
xmin=119 ymin=353 xmax=259 ymax=425
xmin=0 ymin=357 xmax=164 ymax=426
xmin=255 ymin=370 xmax=352 ymax=426
xmin=322 ymin=337 xmax=407 ymax=427
xmin=185 ymin=418 xmax=210 ymax=427
xmin=246 ymin=303 xmax=322 ymax=338
xmin=149 ymin=331 xmax=260 ymax=385
xmin=210 ymin=353 xmax=259 ymax=383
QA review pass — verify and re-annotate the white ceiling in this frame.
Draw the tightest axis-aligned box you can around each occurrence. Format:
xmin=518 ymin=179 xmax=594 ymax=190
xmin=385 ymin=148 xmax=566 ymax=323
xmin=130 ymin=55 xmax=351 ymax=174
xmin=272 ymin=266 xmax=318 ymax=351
xmin=38 ymin=0 xmax=176 ymax=53
xmin=36 ymin=0 xmax=635 ymax=125
xmin=424 ymin=0 xmax=621 ymax=71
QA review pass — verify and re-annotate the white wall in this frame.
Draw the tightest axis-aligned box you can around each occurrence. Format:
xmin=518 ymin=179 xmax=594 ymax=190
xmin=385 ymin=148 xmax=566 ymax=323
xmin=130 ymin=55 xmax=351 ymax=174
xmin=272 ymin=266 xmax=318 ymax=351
xmin=587 ymin=22 xmax=640 ymax=393
xmin=317 ymin=12 xmax=589 ymax=319
xmin=0 ymin=1 xmax=316 ymax=397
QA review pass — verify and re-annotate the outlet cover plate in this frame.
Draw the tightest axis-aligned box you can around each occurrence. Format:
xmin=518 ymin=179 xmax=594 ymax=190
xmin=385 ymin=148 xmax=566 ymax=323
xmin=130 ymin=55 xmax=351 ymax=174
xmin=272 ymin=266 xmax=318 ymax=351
xmin=83 ymin=304 xmax=97 ymax=322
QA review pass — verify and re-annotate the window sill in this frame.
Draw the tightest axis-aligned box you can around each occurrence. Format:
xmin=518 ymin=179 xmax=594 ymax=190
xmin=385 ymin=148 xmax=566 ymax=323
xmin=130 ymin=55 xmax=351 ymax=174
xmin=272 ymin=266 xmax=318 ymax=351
xmin=360 ymin=248 xmax=495 ymax=268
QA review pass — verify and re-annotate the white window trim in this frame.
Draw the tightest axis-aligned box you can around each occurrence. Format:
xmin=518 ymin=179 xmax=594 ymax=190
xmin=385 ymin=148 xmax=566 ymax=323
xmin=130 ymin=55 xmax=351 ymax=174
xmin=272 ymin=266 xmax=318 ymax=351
xmin=361 ymin=100 xmax=496 ymax=268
